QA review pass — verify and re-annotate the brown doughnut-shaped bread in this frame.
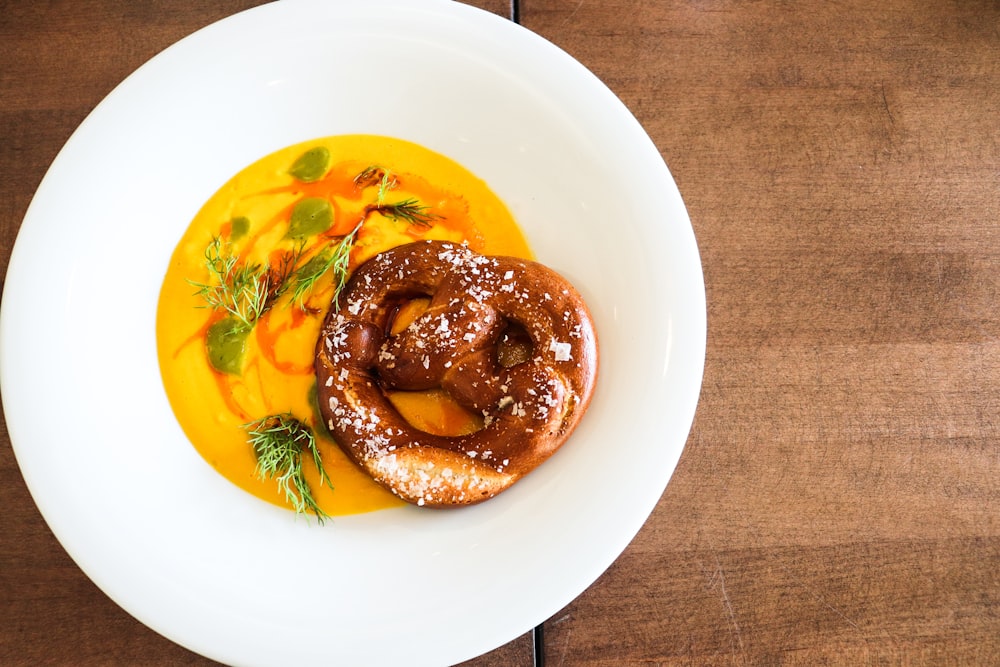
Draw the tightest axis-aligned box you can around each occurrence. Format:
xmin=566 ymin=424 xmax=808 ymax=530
xmin=315 ymin=240 xmax=598 ymax=507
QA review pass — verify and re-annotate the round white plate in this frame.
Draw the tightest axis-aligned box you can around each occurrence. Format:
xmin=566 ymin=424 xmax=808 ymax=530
xmin=0 ymin=1 xmax=705 ymax=664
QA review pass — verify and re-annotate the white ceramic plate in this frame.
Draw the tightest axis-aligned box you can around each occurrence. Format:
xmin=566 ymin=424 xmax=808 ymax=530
xmin=0 ymin=1 xmax=705 ymax=664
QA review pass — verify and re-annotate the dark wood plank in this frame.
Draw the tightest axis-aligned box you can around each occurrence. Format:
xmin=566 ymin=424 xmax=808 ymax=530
xmin=519 ymin=0 xmax=1000 ymax=663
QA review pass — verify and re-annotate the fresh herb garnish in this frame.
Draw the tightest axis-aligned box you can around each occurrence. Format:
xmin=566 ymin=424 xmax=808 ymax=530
xmin=287 ymin=251 xmax=338 ymax=310
xmin=367 ymin=198 xmax=440 ymax=228
xmin=375 ymin=167 xmax=397 ymax=203
xmin=189 ymin=236 xmax=294 ymax=328
xmin=329 ymin=221 xmax=364 ymax=310
xmin=244 ymin=413 xmax=333 ymax=523
xmin=189 ymin=236 xmax=271 ymax=328
xmin=355 ymin=165 xmax=440 ymax=228
xmin=285 ymin=220 xmax=363 ymax=311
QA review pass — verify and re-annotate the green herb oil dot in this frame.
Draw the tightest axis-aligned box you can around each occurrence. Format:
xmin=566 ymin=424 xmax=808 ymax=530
xmin=206 ymin=317 xmax=249 ymax=375
xmin=230 ymin=216 xmax=250 ymax=240
xmin=287 ymin=197 xmax=333 ymax=238
xmin=289 ymin=146 xmax=331 ymax=183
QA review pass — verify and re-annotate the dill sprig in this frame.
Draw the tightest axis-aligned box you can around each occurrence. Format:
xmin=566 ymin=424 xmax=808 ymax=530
xmin=367 ymin=198 xmax=441 ymax=228
xmin=354 ymin=165 xmax=440 ymax=228
xmin=286 ymin=220 xmax=364 ymax=311
xmin=375 ymin=167 xmax=397 ymax=204
xmin=189 ymin=237 xmax=269 ymax=328
xmin=267 ymin=243 xmax=301 ymax=302
xmin=244 ymin=413 xmax=334 ymax=524
xmin=330 ymin=221 xmax=364 ymax=310
xmin=189 ymin=236 xmax=295 ymax=327
xmin=353 ymin=165 xmax=399 ymax=196
xmin=287 ymin=251 xmax=338 ymax=310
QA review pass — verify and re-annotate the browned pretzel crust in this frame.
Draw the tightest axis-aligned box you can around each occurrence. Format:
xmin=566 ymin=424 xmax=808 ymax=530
xmin=315 ymin=240 xmax=598 ymax=507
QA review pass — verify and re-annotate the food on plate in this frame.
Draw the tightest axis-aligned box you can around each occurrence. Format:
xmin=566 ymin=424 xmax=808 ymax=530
xmin=157 ymin=135 xmax=534 ymax=520
xmin=316 ymin=240 xmax=598 ymax=507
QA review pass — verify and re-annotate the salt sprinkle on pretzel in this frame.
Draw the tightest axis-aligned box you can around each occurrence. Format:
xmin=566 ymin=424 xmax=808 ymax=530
xmin=315 ymin=240 xmax=598 ymax=507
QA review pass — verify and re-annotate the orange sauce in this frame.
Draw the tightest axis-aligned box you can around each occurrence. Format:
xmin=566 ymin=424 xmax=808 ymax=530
xmin=156 ymin=135 xmax=530 ymax=517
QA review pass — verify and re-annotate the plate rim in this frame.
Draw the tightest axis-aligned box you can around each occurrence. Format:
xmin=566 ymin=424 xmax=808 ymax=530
xmin=0 ymin=1 xmax=706 ymax=664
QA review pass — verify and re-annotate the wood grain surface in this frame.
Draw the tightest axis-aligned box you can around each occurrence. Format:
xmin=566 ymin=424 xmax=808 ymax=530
xmin=2 ymin=1 xmax=998 ymax=665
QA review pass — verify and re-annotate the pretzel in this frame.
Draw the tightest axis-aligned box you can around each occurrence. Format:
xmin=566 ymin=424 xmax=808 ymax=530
xmin=315 ymin=240 xmax=598 ymax=507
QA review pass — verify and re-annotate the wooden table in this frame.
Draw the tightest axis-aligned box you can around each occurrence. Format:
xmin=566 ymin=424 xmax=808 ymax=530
xmin=2 ymin=1 xmax=997 ymax=664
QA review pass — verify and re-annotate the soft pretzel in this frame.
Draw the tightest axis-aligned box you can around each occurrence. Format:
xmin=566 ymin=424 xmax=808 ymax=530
xmin=315 ymin=240 xmax=598 ymax=507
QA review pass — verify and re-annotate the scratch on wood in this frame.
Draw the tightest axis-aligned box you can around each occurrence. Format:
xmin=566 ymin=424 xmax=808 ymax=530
xmin=711 ymin=552 xmax=747 ymax=660
xmin=562 ymin=0 xmax=586 ymax=27
xmin=554 ymin=623 xmax=573 ymax=667
xmin=813 ymin=591 xmax=865 ymax=634
xmin=880 ymin=81 xmax=895 ymax=126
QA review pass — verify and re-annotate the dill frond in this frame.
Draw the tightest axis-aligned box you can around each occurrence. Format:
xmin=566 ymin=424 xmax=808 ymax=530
xmin=244 ymin=413 xmax=334 ymax=524
xmin=367 ymin=198 xmax=441 ymax=228
xmin=189 ymin=236 xmax=271 ymax=328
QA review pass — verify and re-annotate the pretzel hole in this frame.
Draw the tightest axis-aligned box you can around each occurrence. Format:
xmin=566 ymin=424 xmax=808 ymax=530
xmin=385 ymin=389 xmax=484 ymax=436
xmin=387 ymin=296 xmax=431 ymax=335
xmin=497 ymin=321 xmax=533 ymax=368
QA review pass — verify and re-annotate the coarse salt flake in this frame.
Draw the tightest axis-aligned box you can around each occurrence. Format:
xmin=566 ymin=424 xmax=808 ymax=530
xmin=549 ymin=339 xmax=572 ymax=361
